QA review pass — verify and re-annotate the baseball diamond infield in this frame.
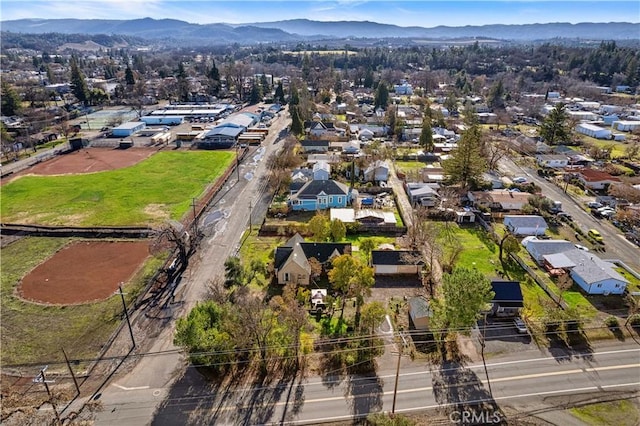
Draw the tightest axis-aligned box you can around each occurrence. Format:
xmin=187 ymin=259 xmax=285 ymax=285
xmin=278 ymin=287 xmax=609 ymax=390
xmin=18 ymin=240 xmax=150 ymax=305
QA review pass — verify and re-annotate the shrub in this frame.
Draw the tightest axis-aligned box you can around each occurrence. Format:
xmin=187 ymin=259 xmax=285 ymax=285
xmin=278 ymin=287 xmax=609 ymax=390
xmin=628 ymin=314 xmax=640 ymax=326
xmin=604 ymin=316 xmax=619 ymax=328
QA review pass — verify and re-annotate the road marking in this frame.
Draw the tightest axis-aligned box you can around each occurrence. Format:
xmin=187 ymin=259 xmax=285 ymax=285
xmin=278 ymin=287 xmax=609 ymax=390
xmin=271 ymin=382 xmax=640 ymax=425
xmin=112 ymin=383 xmax=150 ymax=391
xmin=214 ymin=363 xmax=640 ymax=412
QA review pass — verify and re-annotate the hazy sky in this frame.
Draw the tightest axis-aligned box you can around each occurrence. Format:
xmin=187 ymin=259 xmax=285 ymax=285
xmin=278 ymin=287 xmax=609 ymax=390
xmin=1 ymin=1 xmax=639 ymax=27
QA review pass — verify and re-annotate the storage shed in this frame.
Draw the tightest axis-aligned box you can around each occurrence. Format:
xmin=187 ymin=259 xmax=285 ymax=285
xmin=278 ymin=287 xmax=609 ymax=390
xmin=408 ymin=297 xmax=432 ymax=331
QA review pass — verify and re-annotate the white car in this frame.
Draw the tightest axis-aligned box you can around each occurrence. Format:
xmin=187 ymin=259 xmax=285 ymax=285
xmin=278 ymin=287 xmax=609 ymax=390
xmin=512 ymin=176 xmax=528 ymax=184
xmin=514 ymin=318 xmax=528 ymax=334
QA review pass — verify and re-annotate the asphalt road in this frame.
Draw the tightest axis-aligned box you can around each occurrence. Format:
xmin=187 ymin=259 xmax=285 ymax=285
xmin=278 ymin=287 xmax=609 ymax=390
xmin=91 ymin=108 xmax=290 ymax=425
xmin=498 ymin=156 xmax=640 ymax=271
xmin=97 ymin=341 xmax=640 ymax=425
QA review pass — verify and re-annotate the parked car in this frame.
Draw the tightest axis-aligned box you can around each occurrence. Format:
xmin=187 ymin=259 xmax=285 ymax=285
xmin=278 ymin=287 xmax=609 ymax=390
xmin=512 ymin=176 xmax=528 ymax=184
xmin=574 ymin=244 xmax=589 ymax=252
xmin=514 ymin=318 xmax=528 ymax=334
xmin=557 ymin=212 xmax=573 ymax=221
xmin=588 ymin=229 xmax=604 ymax=243
xmin=587 ymin=201 xmax=603 ymax=209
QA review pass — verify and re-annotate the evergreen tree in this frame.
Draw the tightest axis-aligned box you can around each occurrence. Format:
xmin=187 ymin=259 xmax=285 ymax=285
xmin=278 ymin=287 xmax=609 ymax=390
xmin=290 ymin=105 xmax=304 ymax=136
xmin=442 ymin=123 xmax=487 ymax=189
xmin=249 ymin=81 xmax=262 ymax=105
xmin=125 ymin=65 xmax=135 ymax=86
xmin=487 ymin=79 xmax=505 ymax=109
xmin=374 ymin=81 xmax=389 ymax=109
xmin=208 ymin=60 xmax=221 ymax=96
xmin=419 ymin=116 xmax=434 ymax=152
xmin=274 ymin=81 xmax=285 ymax=104
xmin=176 ymin=62 xmax=190 ymax=102
xmin=539 ymin=103 xmax=571 ymax=145
xmin=363 ymin=67 xmax=374 ymax=88
xmin=289 ymin=85 xmax=300 ymax=107
xmin=70 ymin=56 xmax=89 ymax=105
xmin=1 ymin=81 xmax=22 ymax=116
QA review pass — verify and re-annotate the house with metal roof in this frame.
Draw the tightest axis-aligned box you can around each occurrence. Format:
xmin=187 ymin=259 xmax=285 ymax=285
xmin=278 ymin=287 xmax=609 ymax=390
xmin=504 ymin=215 xmax=548 ymax=236
xmin=542 ymin=249 xmax=628 ymax=295
xmin=521 ymin=237 xmax=576 ymax=264
xmin=489 ymin=280 xmax=524 ymax=317
xmin=198 ymin=126 xmax=243 ymax=149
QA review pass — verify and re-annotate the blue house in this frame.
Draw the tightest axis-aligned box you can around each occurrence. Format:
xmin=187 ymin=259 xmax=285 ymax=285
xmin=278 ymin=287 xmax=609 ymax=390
xmin=289 ymin=180 xmax=354 ymax=211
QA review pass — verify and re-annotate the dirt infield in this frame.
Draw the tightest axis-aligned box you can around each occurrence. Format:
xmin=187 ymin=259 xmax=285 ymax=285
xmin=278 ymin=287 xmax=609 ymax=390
xmin=3 ymin=147 xmax=158 ymax=183
xmin=19 ymin=240 xmax=150 ymax=305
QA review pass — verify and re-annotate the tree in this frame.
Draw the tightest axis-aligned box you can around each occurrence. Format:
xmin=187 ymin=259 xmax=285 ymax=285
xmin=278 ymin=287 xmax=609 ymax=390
xmin=359 ymin=238 xmax=376 ymax=265
xmin=224 ymin=257 xmax=244 ymax=289
xmin=329 ymin=218 xmax=346 ymax=242
xmin=274 ymin=80 xmax=285 ymax=104
xmin=308 ymin=212 xmax=330 ymax=241
xmin=329 ymin=254 xmax=375 ymax=327
xmin=289 ymin=105 xmax=304 ymax=136
xmin=419 ymin=117 xmax=434 ymax=152
xmin=433 ymin=267 xmax=494 ymax=339
xmin=374 ymin=81 xmax=389 ymax=109
xmin=174 ymin=301 xmax=236 ymax=369
xmin=1 ymin=81 xmax=22 ymax=116
xmin=70 ymin=56 xmax=89 ymax=105
xmin=442 ymin=123 xmax=487 ymax=189
xmin=176 ymin=62 xmax=190 ymax=102
xmin=249 ymin=81 xmax=262 ymax=104
xmin=207 ymin=60 xmax=221 ymax=96
xmin=499 ymin=233 xmax=520 ymax=263
xmin=539 ymin=103 xmax=571 ymax=145
xmin=487 ymin=79 xmax=505 ymax=109
xmin=360 ymin=301 xmax=386 ymax=334
xmin=125 ymin=65 xmax=135 ymax=86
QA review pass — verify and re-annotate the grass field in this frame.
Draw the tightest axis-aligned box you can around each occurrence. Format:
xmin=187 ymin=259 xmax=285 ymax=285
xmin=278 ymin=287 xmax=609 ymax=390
xmin=1 ymin=151 xmax=235 ymax=226
xmin=0 ymin=237 xmax=164 ymax=366
xmin=569 ymin=399 xmax=640 ymax=426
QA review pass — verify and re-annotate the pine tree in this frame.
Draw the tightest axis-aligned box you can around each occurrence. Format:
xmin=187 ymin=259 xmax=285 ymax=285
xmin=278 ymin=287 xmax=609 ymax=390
xmin=539 ymin=103 xmax=571 ymax=145
xmin=249 ymin=81 xmax=262 ymax=105
xmin=442 ymin=123 xmax=487 ymax=189
xmin=290 ymin=105 xmax=304 ymax=136
xmin=1 ymin=81 xmax=22 ymax=116
xmin=125 ymin=65 xmax=135 ymax=86
xmin=208 ymin=60 xmax=221 ymax=96
xmin=374 ymin=81 xmax=389 ymax=109
xmin=70 ymin=56 xmax=89 ymax=105
xmin=274 ymin=81 xmax=285 ymax=104
xmin=420 ymin=116 xmax=434 ymax=152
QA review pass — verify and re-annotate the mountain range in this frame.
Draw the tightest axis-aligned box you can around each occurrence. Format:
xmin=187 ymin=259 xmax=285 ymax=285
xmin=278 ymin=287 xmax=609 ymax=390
xmin=1 ymin=18 xmax=638 ymax=45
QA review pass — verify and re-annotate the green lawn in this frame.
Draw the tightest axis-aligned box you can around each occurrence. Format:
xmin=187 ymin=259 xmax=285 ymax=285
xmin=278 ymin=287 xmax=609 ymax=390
xmin=569 ymin=399 xmax=640 ymax=426
xmin=448 ymin=225 xmax=500 ymax=276
xmin=1 ymin=151 xmax=235 ymax=226
xmin=1 ymin=237 xmax=164 ymax=365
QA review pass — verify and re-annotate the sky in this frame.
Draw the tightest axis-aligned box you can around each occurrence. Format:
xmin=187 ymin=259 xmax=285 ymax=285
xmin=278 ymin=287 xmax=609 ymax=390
xmin=1 ymin=1 xmax=639 ymax=27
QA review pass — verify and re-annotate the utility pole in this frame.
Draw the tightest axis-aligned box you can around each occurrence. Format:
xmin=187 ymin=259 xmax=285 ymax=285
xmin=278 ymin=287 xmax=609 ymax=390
xmin=191 ymin=197 xmax=199 ymax=236
xmin=116 ymin=285 xmax=136 ymax=349
xmin=33 ymin=366 xmax=61 ymax=424
xmin=61 ymin=347 xmax=80 ymax=395
xmin=248 ymin=200 xmax=252 ymax=233
xmin=391 ymin=332 xmax=405 ymax=416
xmin=480 ymin=313 xmax=493 ymax=397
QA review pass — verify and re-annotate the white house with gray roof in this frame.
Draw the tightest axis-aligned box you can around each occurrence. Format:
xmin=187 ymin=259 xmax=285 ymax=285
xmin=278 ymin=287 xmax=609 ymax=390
xmin=504 ymin=215 xmax=548 ymax=236
xmin=543 ymin=249 xmax=628 ymax=295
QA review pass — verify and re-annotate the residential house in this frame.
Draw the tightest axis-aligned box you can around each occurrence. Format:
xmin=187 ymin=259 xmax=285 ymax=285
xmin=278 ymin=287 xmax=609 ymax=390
xmin=300 ymin=140 xmax=330 ymax=154
xmin=543 ymin=249 xmax=628 ymax=295
xmin=371 ymin=250 xmax=423 ymax=275
xmin=521 ymin=237 xmax=576 ymax=265
xmin=290 ymin=168 xmax=313 ymax=194
xmin=358 ymin=128 xmax=375 ymax=141
xmin=536 ymin=154 xmax=569 ymax=169
xmin=306 ymin=121 xmax=340 ymax=139
xmin=273 ymin=234 xmax=351 ymax=285
xmin=467 ymin=190 xmax=532 ymax=212
xmin=408 ymin=297 xmax=433 ymax=330
xmin=503 ymin=215 xmax=548 ymax=236
xmin=289 ymin=179 xmax=353 ymax=211
xmin=577 ymin=169 xmax=621 ymax=191
xmin=455 ymin=208 xmax=476 ymax=224
xmin=313 ymin=161 xmax=331 ymax=181
xmin=363 ymin=160 xmax=390 ymax=183
xmin=406 ymin=183 xmax=440 ymax=207
xmin=489 ymin=280 xmax=524 ymax=318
